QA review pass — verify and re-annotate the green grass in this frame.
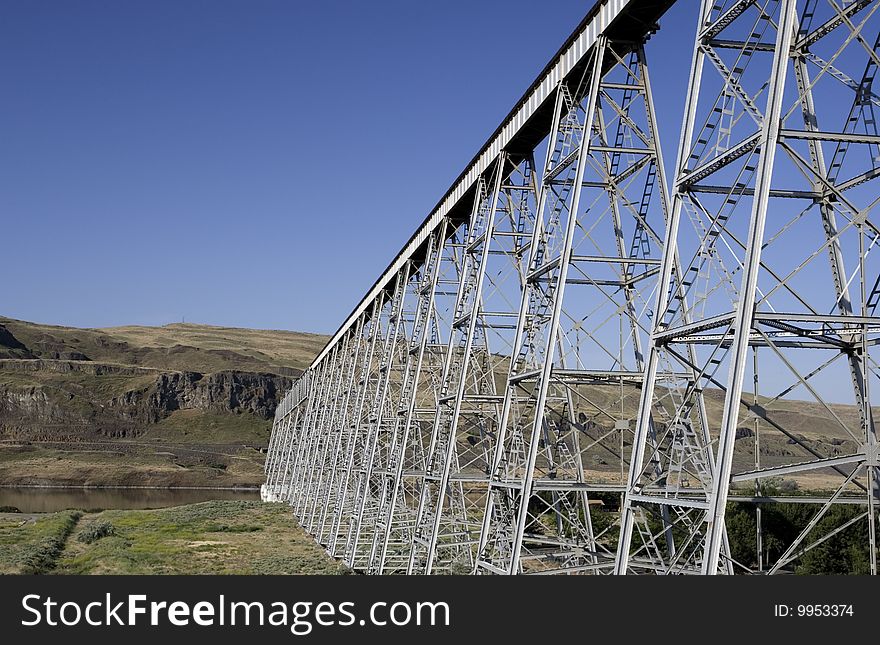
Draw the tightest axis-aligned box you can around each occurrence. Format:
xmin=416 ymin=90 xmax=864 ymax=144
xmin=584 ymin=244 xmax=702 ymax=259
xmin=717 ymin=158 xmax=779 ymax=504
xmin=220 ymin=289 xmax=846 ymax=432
xmin=149 ymin=409 xmax=271 ymax=445
xmin=52 ymin=501 xmax=348 ymax=575
xmin=0 ymin=510 xmax=82 ymax=574
xmin=0 ymin=501 xmax=347 ymax=575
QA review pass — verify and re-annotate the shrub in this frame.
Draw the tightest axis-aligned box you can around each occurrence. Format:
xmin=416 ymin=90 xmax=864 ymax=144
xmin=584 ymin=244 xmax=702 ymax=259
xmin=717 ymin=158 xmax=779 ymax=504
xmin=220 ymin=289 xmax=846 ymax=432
xmin=77 ymin=520 xmax=116 ymax=544
xmin=207 ymin=523 xmax=262 ymax=533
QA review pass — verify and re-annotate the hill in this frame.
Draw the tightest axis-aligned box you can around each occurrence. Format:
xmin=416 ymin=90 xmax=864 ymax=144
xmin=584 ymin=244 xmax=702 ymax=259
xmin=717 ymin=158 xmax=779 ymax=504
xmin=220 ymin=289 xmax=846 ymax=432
xmin=0 ymin=315 xmax=866 ymax=493
xmin=0 ymin=317 xmax=326 ymax=374
xmin=0 ymin=317 xmax=328 ymax=488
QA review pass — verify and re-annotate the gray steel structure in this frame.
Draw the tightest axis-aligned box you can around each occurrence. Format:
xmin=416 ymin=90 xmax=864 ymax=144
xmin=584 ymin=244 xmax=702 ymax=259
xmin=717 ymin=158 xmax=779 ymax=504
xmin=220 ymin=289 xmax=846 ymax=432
xmin=263 ymin=0 xmax=880 ymax=575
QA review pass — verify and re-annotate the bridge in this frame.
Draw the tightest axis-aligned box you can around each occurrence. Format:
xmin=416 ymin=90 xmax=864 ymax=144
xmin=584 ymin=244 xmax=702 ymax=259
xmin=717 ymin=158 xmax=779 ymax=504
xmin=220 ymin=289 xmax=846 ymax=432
xmin=263 ymin=0 xmax=880 ymax=575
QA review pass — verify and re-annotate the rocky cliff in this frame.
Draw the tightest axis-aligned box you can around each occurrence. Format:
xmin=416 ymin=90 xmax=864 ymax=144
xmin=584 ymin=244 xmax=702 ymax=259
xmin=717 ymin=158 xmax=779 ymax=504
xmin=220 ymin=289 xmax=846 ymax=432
xmin=112 ymin=369 xmax=291 ymax=424
xmin=0 ymin=318 xmax=324 ymax=487
xmin=0 ymin=359 xmax=291 ymax=442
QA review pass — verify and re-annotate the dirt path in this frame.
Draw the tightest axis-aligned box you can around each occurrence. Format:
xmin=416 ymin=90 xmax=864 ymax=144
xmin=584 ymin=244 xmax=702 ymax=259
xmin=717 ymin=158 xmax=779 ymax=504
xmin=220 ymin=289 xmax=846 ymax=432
xmin=45 ymin=511 xmax=84 ymax=573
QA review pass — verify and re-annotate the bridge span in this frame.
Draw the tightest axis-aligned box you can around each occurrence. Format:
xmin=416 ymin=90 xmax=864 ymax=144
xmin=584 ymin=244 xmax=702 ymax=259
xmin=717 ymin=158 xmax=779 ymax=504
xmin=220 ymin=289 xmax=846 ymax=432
xmin=264 ymin=0 xmax=880 ymax=575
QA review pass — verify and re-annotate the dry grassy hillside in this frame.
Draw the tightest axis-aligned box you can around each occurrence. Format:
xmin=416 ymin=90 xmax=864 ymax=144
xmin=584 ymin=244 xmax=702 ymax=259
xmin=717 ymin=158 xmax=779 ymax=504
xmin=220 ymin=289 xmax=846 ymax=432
xmin=0 ymin=317 xmax=326 ymax=375
xmin=0 ymin=317 xmax=328 ymax=488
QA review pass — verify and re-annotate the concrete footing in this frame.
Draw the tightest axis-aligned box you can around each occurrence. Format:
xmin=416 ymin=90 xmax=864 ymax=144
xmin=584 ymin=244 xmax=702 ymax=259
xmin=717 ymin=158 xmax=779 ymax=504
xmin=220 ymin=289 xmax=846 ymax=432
xmin=260 ymin=484 xmax=288 ymax=503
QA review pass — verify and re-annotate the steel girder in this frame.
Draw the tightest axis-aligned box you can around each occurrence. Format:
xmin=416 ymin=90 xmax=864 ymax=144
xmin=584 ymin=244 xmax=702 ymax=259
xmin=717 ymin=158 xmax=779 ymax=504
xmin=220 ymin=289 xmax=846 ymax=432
xmin=474 ymin=36 xmax=683 ymax=576
xmin=407 ymin=154 xmax=541 ymax=574
xmin=264 ymin=0 xmax=880 ymax=576
xmin=616 ymin=0 xmax=880 ymax=575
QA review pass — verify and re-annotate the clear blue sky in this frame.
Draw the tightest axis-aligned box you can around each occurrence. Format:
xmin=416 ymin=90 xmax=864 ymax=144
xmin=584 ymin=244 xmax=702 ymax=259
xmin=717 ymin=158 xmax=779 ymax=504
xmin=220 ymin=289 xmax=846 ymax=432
xmin=0 ymin=0 xmax=696 ymax=334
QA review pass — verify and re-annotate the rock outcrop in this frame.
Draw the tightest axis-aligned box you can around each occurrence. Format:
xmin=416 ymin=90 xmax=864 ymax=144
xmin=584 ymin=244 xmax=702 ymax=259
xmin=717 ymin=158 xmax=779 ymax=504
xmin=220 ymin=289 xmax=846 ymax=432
xmin=0 ymin=359 xmax=291 ymax=441
xmin=110 ymin=370 xmax=291 ymax=423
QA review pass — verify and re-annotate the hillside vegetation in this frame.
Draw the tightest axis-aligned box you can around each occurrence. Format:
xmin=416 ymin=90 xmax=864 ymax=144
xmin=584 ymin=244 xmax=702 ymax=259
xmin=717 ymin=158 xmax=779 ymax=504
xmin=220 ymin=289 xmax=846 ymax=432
xmin=0 ymin=500 xmax=347 ymax=574
xmin=0 ymin=317 xmax=327 ymax=488
xmin=0 ymin=317 xmax=326 ymax=374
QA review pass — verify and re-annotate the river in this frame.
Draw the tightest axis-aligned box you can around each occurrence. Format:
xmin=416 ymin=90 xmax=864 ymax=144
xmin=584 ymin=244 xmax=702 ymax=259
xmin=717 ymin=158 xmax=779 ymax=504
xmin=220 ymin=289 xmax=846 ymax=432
xmin=0 ymin=487 xmax=260 ymax=513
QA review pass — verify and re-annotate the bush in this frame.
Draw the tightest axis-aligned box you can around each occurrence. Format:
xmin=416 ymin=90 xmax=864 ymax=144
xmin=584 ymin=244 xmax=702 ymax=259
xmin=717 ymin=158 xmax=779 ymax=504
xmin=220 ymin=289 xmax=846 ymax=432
xmin=779 ymin=479 xmax=799 ymax=494
xmin=206 ymin=523 xmax=262 ymax=533
xmin=77 ymin=520 xmax=116 ymax=544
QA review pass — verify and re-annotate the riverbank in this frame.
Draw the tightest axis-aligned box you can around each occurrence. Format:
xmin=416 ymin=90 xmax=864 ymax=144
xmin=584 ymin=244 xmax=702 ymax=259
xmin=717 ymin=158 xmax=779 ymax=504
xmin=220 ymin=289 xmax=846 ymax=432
xmin=0 ymin=500 xmax=348 ymax=575
xmin=0 ymin=437 xmax=268 ymax=489
xmin=0 ymin=485 xmax=260 ymax=513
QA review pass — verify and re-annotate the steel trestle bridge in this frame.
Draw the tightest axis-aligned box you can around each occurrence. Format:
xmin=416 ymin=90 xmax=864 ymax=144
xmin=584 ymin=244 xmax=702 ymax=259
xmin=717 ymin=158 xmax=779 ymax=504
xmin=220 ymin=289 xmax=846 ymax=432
xmin=264 ymin=0 xmax=880 ymax=575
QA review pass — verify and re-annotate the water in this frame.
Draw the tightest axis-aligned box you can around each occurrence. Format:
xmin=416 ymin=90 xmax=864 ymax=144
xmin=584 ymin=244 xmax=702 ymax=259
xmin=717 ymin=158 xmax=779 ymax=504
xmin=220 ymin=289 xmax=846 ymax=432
xmin=0 ymin=487 xmax=260 ymax=513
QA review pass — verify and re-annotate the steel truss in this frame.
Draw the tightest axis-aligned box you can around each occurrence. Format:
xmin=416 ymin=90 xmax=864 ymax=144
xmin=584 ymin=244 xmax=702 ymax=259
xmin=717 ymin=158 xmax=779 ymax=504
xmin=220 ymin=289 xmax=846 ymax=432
xmin=408 ymin=154 xmax=539 ymax=574
xmin=617 ymin=0 xmax=880 ymax=575
xmin=475 ymin=35 xmax=681 ymax=576
xmin=264 ymin=0 xmax=880 ymax=575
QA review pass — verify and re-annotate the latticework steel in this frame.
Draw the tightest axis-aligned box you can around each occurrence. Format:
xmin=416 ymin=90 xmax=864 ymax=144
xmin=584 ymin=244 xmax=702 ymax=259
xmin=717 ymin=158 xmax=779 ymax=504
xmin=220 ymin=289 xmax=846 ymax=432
xmin=263 ymin=0 xmax=880 ymax=575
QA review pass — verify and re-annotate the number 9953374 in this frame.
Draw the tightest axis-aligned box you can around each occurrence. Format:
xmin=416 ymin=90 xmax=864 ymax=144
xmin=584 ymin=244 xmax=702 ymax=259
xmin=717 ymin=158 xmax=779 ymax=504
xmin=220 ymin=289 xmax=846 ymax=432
xmin=797 ymin=604 xmax=853 ymax=617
